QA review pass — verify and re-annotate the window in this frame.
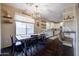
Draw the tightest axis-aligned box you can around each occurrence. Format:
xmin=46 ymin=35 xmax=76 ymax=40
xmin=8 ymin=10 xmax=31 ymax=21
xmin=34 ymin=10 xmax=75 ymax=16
xmin=16 ymin=22 xmax=27 ymax=36
xmin=15 ymin=14 xmax=34 ymax=37
xmin=27 ymin=23 xmax=34 ymax=36
xmin=16 ymin=21 xmax=34 ymax=37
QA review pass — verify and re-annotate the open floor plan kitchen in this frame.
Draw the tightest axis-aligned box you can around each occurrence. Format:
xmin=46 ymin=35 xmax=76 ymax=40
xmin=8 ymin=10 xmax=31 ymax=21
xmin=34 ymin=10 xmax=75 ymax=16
xmin=0 ymin=3 xmax=79 ymax=56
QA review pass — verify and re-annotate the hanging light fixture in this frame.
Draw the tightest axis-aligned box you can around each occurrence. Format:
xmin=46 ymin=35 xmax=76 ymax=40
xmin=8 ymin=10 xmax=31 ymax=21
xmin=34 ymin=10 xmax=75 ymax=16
xmin=26 ymin=3 xmax=33 ymax=6
xmin=32 ymin=5 xmax=41 ymax=19
xmin=25 ymin=3 xmax=41 ymax=19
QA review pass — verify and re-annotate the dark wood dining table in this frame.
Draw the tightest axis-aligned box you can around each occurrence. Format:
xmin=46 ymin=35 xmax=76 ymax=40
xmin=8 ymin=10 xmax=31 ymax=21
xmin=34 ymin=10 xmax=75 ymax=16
xmin=16 ymin=35 xmax=40 ymax=55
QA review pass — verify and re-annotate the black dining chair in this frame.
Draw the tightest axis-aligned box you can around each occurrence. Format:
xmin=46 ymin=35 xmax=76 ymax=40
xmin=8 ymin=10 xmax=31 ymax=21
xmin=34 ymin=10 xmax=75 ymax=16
xmin=24 ymin=39 xmax=32 ymax=56
xmin=36 ymin=34 xmax=47 ymax=50
xmin=39 ymin=34 xmax=47 ymax=45
xmin=30 ymin=35 xmax=39 ymax=55
xmin=31 ymin=35 xmax=39 ymax=46
xmin=10 ymin=35 xmax=24 ymax=56
xmin=10 ymin=35 xmax=15 ymax=55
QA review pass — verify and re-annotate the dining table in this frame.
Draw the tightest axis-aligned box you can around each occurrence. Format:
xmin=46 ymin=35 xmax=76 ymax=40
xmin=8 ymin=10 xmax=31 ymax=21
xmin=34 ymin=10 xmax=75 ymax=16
xmin=16 ymin=34 xmax=40 ymax=55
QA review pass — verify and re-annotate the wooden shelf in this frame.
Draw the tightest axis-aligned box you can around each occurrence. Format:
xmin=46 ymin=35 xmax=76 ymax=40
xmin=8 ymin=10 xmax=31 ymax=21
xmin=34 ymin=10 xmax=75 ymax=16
xmin=3 ymin=16 xmax=12 ymax=19
xmin=2 ymin=17 xmax=13 ymax=24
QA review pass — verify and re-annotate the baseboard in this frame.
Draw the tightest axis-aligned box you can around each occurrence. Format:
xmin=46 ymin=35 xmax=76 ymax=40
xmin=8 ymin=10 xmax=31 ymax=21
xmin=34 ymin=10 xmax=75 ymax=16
xmin=1 ymin=46 xmax=12 ymax=51
xmin=0 ymin=46 xmax=12 ymax=56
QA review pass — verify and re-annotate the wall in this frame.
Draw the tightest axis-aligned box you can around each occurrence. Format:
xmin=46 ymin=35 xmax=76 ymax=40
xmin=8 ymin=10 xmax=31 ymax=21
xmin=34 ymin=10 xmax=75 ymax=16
xmin=0 ymin=4 xmax=1 ymax=53
xmin=77 ymin=5 xmax=79 ymax=56
xmin=62 ymin=5 xmax=77 ymax=56
xmin=63 ymin=6 xmax=76 ymax=32
xmin=1 ymin=4 xmax=37 ymax=48
xmin=75 ymin=4 xmax=79 ymax=56
xmin=63 ymin=4 xmax=79 ymax=56
xmin=1 ymin=4 xmax=32 ymax=48
xmin=1 ymin=4 xmax=16 ymax=48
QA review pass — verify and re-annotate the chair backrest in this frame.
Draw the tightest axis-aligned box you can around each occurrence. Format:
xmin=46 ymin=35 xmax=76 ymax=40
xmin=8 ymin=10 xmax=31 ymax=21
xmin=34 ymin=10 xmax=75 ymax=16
xmin=10 ymin=35 xmax=14 ymax=45
xmin=40 ymin=34 xmax=46 ymax=41
xmin=15 ymin=37 xmax=22 ymax=46
xmin=31 ymin=35 xmax=39 ymax=40
xmin=10 ymin=35 xmax=22 ymax=46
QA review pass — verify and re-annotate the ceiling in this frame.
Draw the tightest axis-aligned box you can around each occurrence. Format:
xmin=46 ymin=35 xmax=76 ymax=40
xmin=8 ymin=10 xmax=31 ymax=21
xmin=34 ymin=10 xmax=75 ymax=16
xmin=4 ymin=3 xmax=75 ymax=22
